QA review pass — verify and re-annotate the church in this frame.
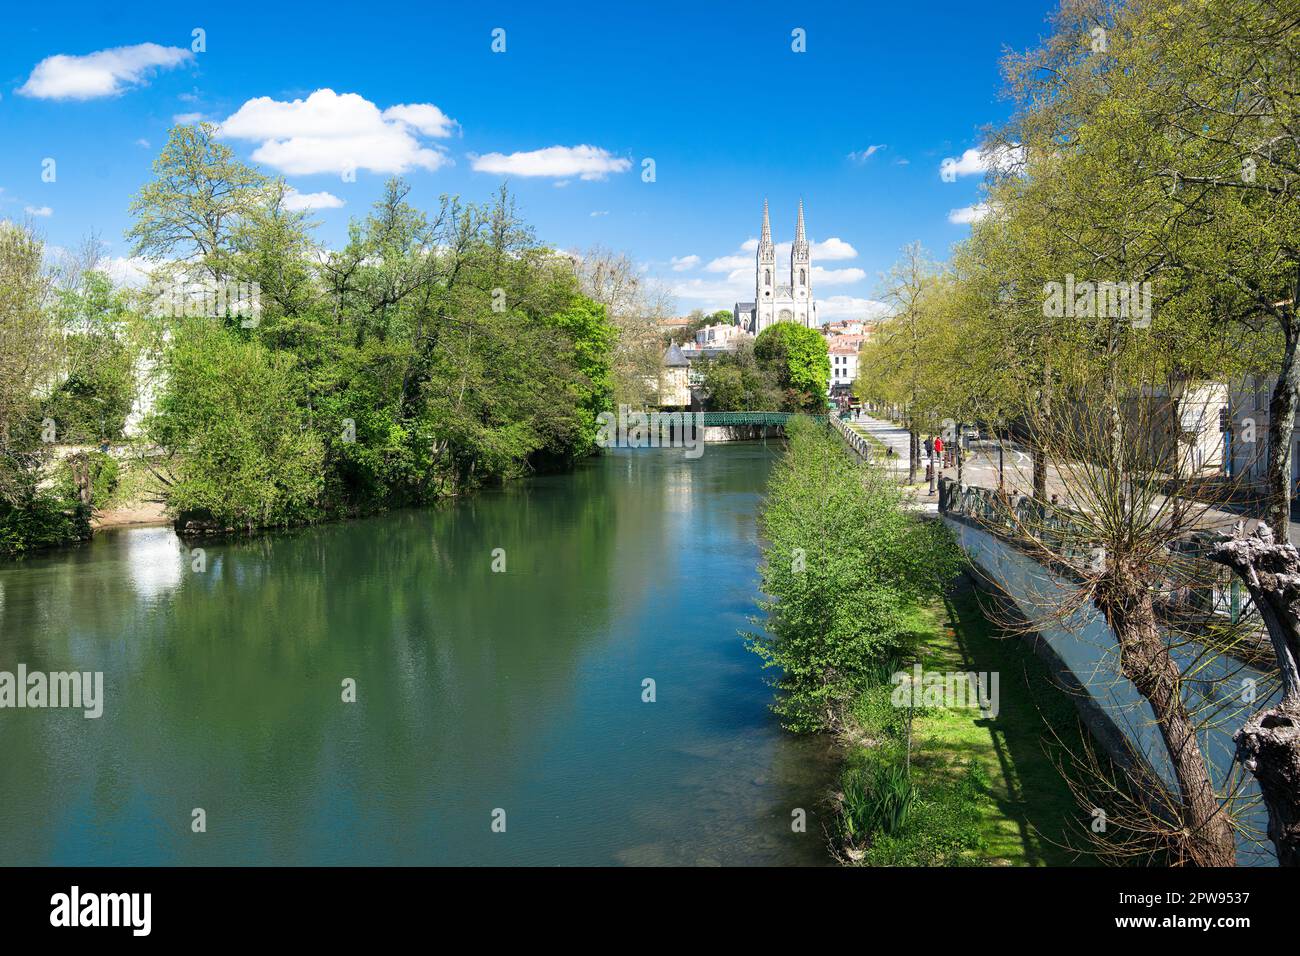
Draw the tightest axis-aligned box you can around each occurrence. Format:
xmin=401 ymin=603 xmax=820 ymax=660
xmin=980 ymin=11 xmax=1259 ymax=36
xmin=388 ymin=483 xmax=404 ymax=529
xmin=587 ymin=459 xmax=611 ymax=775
xmin=733 ymin=199 xmax=817 ymax=334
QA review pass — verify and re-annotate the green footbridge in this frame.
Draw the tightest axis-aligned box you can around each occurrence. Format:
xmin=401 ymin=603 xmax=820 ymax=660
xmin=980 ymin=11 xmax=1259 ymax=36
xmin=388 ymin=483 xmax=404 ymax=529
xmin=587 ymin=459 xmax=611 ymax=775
xmin=695 ymin=411 xmax=828 ymax=426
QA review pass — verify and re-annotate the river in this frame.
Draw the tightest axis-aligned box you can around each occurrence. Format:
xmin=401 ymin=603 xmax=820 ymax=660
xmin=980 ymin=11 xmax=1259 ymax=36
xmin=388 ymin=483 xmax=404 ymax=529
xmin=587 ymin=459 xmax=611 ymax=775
xmin=0 ymin=442 xmax=835 ymax=865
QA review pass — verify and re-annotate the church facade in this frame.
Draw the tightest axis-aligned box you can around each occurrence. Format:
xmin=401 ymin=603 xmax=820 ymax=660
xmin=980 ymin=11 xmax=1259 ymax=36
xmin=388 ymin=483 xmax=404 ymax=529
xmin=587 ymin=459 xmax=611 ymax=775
xmin=733 ymin=199 xmax=817 ymax=335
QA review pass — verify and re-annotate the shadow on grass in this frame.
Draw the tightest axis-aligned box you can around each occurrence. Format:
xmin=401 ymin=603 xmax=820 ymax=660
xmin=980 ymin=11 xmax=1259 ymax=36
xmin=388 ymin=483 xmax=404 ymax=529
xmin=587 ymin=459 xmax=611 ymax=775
xmin=931 ymin=575 xmax=1093 ymax=866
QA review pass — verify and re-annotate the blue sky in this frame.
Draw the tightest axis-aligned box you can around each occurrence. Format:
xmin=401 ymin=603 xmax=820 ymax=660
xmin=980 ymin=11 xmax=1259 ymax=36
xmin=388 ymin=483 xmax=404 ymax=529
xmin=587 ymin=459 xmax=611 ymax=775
xmin=0 ymin=0 xmax=1059 ymax=319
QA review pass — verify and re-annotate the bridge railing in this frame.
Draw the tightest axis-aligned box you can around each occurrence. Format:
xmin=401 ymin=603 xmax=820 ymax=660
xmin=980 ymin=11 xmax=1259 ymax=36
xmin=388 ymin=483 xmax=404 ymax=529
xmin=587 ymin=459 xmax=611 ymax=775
xmin=696 ymin=411 xmax=806 ymax=426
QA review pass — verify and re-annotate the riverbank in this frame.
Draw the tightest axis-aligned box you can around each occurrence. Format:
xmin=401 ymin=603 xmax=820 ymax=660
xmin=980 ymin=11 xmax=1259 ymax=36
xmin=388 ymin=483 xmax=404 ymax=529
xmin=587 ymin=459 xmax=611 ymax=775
xmin=835 ymin=574 xmax=1091 ymax=866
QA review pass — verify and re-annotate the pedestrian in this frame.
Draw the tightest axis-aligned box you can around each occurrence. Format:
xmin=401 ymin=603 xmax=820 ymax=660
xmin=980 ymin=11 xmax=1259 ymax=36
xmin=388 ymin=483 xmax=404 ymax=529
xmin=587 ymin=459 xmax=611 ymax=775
xmin=933 ymin=435 xmax=944 ymax=463
xmin=924 ymin=437 xmax=934 ymax=459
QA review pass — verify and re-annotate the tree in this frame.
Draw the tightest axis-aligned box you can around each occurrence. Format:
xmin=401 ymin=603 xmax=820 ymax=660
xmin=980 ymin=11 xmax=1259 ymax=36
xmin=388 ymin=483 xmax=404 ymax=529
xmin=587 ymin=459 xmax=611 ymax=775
xmin=753 ymin=321 xmax=830 ymax=411
xmin=855 ymin=244 xmax=948 ymax=481
xmin=984 ymin=0 xmax=1300 ymax=867
xmin=0 ymin=220 xmax=83 ymax=553
xmin=127 ymin=122 xmax=269 ymax=282
xmin=700 ymin=340 xmax=781 ymax=411
xmin=147 ymin=318 xmax=323 ymax=530
xmin=572 ymin=245 xmax=675 ymax=407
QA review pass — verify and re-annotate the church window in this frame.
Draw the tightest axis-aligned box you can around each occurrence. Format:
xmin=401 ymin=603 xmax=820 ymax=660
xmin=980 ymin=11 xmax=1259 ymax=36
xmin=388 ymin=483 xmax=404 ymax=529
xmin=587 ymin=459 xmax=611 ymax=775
xmin=799 ymin=268 xmax=806 ymax=285
xmin=764 ymin=268 xmax=771 ymax=285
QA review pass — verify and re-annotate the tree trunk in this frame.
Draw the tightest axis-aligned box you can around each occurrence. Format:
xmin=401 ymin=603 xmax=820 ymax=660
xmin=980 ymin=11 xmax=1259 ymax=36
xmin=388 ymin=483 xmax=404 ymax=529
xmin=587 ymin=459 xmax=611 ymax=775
xmin=1033 ymin=360 xmax=1052 ymax=502
xmin=69 ymin=453 xmax=93 ymax=508
xmin=1032 ymin=446 xmax=1047 ymax=502
xmin=908 ymin=418 xmax=918 ymax=484
xmin=1105 ymin=586 xmax=1237 ymax=866
xmin=1209 ymin=523 xmax=1300 ymax=865
xmin=1264 ymin=316 xmax=1300 ymax=544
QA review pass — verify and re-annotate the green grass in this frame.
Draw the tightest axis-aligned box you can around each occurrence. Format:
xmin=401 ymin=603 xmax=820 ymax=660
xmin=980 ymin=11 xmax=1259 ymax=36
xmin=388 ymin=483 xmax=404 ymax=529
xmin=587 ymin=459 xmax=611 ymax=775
xmin=843 ymin=575 xmax=1092 ymax=866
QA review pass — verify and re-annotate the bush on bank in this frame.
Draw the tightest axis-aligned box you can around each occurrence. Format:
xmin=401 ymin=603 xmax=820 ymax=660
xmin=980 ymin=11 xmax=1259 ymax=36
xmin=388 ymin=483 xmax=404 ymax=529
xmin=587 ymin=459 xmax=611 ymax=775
xmin=747 ymin=416 xmax=961 ymax=733
xmin=748 ymin=416 xmax=985 ymax=863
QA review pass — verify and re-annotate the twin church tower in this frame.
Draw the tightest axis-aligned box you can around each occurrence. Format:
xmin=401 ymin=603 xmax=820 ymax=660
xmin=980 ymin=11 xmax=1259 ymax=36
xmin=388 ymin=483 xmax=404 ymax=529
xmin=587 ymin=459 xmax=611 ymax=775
xmin=735 ymin=199 xmax=817 ymax=335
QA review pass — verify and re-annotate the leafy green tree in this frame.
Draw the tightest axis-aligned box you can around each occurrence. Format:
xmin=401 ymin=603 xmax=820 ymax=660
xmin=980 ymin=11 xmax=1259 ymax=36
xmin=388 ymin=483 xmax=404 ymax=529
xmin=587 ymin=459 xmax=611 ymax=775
xmin=753 ymin=321 xmax=830 ymax=410
xmin=700 ymin=340 xmax=780 ymax=410
xmin=148 ymin=319 xmax=323 ymax=530
xmin=127 ymin=122 xmax=269 ymax=282
xmin=0 ymin=221 xmax=85 ymax=553
xmin=45 ymin=270 xmax=138 ymax=443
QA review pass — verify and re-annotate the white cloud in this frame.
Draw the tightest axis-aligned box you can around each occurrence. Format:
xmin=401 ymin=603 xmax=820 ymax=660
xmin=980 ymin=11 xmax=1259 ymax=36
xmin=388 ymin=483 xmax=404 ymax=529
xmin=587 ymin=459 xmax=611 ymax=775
xmin=812 ymin=266 xmax=866 ymax=285
xmin=283 ymin=189 xmax=345 ymax=211
xmin=172 ymin=112 xmax=206 ymax=125
xmin=103 ymin=256 xmax=154 ymax=288
xmin=948 ymin=202 xmax=991 ymax=225
xmin=18 ymin=43 xmax=192 ymax=100
xmin=670 ymin=274 xmax=752 ymax=309
xmin=671 ymin=255 xmax=700 ymax=272
xmin=381 ymin=103 xmax=459 ymax=138
xmin=220 ymin=89 xmax=456 ymax=176
xmin=469 ymin=145 xmax=630 ymax=181
xmin=24 ymin=205 xmax=53 ymax=217
xmin=847 ymin=145 xmax=886 ymax=163
xmin=939 ymin=144 xmax=1026 ymax=180
xmin=811 ymin=237 xmax=857 ymax=260
xmin=590 ymin=210 xmax=609 ymax=217
xmin=135 ymin=138 xmax=151 ymax=148
xmin=819 ymin=296 xmax=892 ymax=320
xmin=706 ymin=254 xmax=750 ymax=273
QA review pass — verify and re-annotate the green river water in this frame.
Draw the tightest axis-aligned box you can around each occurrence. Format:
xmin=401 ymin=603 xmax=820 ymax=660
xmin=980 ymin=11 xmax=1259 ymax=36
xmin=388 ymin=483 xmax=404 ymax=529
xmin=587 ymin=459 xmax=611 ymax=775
xmin=0 ymin=442 xmax=835 ymax=865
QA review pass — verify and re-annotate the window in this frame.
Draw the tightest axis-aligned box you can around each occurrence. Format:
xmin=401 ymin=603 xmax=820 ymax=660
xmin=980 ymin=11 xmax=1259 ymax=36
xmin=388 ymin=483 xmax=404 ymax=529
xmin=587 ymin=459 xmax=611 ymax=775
xmin=799 ymin=268 xmax=806 ymax=284
xmin=765 ymin=268 xmax=771 ymax=285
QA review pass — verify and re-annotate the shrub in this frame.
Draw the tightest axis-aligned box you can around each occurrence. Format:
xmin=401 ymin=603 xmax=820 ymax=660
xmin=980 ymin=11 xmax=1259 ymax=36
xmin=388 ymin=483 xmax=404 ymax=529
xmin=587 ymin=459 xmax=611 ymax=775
xmin=746 ymin=416 xmax=962 ymax=732
xmin=860 ymin=763 xmax=989 ymax=866
xmin=0 ymin=494 xmax=89 ymax=555
xmin=841 ymin=759 xmax=916 ymax=846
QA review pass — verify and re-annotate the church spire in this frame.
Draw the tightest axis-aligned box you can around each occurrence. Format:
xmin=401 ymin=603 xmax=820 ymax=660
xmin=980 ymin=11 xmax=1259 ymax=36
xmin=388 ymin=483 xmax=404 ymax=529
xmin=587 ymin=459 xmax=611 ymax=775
xmin=758 ymin=198 xmax=774 ymax=260
xmin=792 ymin=198 xmax=809 ymax=261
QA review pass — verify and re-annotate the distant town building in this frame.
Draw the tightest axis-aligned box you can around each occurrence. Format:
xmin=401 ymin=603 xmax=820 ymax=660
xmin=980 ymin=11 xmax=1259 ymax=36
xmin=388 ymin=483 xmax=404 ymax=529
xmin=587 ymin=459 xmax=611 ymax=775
xmin=822 ymin=319 xmax=864 ymax=337
xmin=695 ymin=322 xmax=745 ymax=348
xmin=735 ymin=199 xmax=817 ymax=335
xmin=828 ymin=335 xmax=862 ymax=395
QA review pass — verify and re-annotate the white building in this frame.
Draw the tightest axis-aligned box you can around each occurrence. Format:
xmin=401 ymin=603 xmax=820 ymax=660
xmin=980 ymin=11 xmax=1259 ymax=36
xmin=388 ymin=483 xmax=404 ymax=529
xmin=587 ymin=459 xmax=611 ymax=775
xmin=694 ymin=322 xmax=745 ymax=348
xmin=829 ymin=336 xmax=862 ymax=393
xmin=734 ymin=200 xmax=817 ymax=335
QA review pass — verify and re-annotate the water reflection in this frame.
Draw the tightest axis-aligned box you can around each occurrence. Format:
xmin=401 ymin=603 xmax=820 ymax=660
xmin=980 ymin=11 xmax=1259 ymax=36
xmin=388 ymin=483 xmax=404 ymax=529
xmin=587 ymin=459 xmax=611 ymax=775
xmin=0 ymin=443 xmax=832 ymax=865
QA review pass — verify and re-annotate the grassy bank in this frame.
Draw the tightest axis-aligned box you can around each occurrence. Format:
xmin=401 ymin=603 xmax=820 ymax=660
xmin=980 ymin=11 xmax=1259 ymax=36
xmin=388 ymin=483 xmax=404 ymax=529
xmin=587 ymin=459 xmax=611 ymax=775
xmin=839 ymin=575 xmax=1090 ymax=866
xmin=750 ymin=416 xmax=1094 ymax=866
